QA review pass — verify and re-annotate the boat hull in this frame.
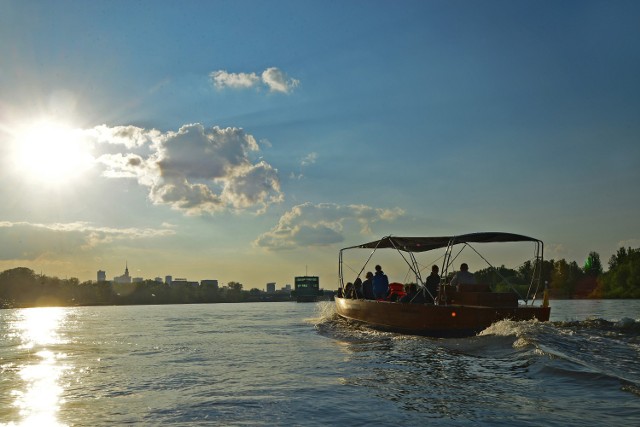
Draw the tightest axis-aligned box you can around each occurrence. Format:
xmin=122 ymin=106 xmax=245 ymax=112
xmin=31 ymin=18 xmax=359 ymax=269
xmin=335 ymin=297 xmax=550 ymax=338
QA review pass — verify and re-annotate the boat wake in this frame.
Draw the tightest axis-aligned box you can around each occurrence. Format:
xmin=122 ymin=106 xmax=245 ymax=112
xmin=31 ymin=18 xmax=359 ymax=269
xmin=318 ymin=308 xmax=640 ymax=397
xmin=479 ymin=317 xmax=640 ymax=395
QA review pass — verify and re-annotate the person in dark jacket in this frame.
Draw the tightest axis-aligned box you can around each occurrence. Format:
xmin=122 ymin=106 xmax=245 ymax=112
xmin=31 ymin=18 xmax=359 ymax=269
xmin=424 ymin=265 xmax=441 ymax=302
xmin=372 ymin=265 xmax=389 ymax=299
xmin=362 ymin=271 xmax=374 ymax=299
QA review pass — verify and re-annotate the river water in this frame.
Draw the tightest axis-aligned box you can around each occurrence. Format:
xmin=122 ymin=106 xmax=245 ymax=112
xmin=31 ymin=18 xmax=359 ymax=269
xmin=1 ymin=300 xmax=639 ymax=426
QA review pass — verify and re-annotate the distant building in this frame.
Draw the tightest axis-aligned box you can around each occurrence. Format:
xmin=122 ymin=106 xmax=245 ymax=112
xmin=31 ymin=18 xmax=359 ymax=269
xmin=201 ymin=279 xmax=219 ymax=289
xmin=97 ymin=270 xmax=106 ymax=282
xmin=292 ymin=276 xmax=320 ymax=302
xmin=266 ymin=282 xmax=276 ymax=293
xmin=154 ymin=277 xmax=163 ymax=283
xmin=165 ymin=275 xmax=172 ymax=285
xmin=114 ymin=263 xmax=132 ymax=284
xmin=132 ymin=277 xmax=143 ymax=283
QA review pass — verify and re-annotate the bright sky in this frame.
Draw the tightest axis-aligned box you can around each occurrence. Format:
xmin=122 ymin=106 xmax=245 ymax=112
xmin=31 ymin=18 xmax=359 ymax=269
xmin=1 ymin=0 xmax=638 ymax=289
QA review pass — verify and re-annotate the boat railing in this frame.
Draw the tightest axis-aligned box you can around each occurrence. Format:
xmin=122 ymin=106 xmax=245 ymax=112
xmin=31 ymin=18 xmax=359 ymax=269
xmin=441 ymin=240 xmax=544 ymax=306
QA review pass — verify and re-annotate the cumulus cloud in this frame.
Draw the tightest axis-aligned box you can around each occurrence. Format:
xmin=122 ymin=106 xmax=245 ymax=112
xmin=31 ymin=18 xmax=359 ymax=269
xmin=209 ymin=67 xmax=299 ymax=94
xmin=254 ymin=203 xmax=405 ymax=251
xmin=91 ymin=123 xmax=283 ymax=215
xmin=0 ymin=221 xmax=175 ymax=259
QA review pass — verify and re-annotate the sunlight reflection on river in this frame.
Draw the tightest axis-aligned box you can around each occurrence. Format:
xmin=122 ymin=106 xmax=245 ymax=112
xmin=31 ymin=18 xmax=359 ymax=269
xmin=2 ymin=307 xmax=69 ymax=427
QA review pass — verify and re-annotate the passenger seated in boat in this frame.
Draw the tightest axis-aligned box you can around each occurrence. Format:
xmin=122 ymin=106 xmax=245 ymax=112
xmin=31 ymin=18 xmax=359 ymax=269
xmin=399 ymin=284 xmax=426 ymax=304
xmin=353 ymin=277 xmax=364 ymax=299
xmin=399 ymin=284 xmax=417 ymax=303
xmin=372 ymin=265 xmax=389 ymax=300
xmin=450 ymin=263 xmax=478 ymax=291
xmin=424 ymin=265 xmax=440 ymax=301
xmin=344 ymin=282 xmax=354 ymax=299
xmin=362 ymin=272 xmax=375 ymax=299
xmin=386 ymin=282 xmax=405 ymax=302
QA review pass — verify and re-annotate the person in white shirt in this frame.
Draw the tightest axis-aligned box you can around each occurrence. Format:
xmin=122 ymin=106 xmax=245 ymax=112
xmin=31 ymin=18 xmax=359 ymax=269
xmin=450 ymin=263 xmax=476 ymax=286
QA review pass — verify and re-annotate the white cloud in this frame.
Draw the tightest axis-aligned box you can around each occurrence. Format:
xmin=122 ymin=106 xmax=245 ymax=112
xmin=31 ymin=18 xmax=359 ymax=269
xmin=290 ymin=152 xmax=318 ymax=180
xmin=209 ymin=67 xmax=299 ymax=94
xmin=92 ymin=123 xmax=283 ymax=215
xmin=261 ymin=67 xmax=300 ymax=94
xmin=88 ymin=124 xmax=162 ymax=149
xmin=210 ymin=70 xmax=260 ymax=90
xmin=221 ymin=161 xmax=283 ymax=212
xmin=301 ymin=152 xmax=317 ymax=167
xmin=98 ymin=153 xmax=149 ymax=180
xmin=254 ymin=203 xmax=404 ymax=251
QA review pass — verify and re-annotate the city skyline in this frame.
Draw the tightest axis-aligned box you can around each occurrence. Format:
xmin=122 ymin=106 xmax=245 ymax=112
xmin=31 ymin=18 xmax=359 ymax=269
xmin=1 ymin=1 xmax=639 ymax=288
xmin=96 ymin=263 xmax=294 ymax=291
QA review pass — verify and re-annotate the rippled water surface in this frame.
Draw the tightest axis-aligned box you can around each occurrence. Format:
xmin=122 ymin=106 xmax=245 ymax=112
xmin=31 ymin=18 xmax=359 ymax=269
xmin=1 ymin=300 xmax=639 ymax=426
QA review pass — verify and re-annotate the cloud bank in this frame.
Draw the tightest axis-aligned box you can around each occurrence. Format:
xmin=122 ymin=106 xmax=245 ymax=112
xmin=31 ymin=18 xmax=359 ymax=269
xmin=210 ymin=67 xmax=299 ymax=94
xmin=92 ymin=124 xmax=283 ymax=215
xmin=0 ymin=221 xmax=175 ymax=260
xmin=254 ymin=203 xmax=405 ymax=250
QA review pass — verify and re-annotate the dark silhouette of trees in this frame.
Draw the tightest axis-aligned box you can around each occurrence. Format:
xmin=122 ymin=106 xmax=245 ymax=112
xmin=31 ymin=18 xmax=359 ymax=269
xmin=594 ymin=247 xmax=640 ymax=298
xmin=584 ymin=251 xmax=603 ymax=277
xmin=0 ymin=268 xmax=76 ymax=307
xmin=474 ymin=265 xmax=525 ymax=293
xmin=440 ymin=247 xmax=638 ymax=300
xmin=227 ymin=281 xmax=243 ymax=292
xmin=549 ymin=259 xmax=584 ymax=298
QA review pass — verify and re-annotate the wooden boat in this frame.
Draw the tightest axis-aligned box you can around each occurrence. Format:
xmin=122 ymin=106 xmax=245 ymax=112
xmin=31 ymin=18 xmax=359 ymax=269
xmin=335 ymin=232 xmax=550 ymax=337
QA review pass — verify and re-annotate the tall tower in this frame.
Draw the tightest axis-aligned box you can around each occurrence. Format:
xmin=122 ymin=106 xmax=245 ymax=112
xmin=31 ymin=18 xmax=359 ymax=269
xmin=114 ymin=262 xmax=132 ymax=284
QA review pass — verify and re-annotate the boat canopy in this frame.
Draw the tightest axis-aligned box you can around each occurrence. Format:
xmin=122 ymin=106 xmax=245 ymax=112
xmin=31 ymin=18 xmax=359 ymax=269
xmin=339 ymin=232 xmax=544 ymax=305
xmin=344 ymin=232 xmax=541 ymax=253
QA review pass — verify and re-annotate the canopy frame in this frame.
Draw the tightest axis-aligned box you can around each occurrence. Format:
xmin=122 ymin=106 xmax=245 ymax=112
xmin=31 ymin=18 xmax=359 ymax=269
xmin=338 ymin=232 xmax=544 ymax=305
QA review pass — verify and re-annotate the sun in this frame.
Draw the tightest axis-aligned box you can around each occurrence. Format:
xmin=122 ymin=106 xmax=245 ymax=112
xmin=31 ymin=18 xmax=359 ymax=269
xmin=11 ymin=120 xmax=95 ymax=184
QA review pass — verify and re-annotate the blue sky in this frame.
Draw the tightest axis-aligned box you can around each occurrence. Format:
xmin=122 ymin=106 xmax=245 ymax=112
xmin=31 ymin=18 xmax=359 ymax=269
xmin=1 ymin=0 xmax=638 ymax=288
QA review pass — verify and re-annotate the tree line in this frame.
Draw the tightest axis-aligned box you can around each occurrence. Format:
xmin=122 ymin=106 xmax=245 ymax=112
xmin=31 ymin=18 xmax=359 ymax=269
xmin=0 ymin=269 xmax=289 ymax=309
xmin=470 ymin=246 xmax=640 ymax=299
xmin=1 ymin=245 xmax=638 ymax=308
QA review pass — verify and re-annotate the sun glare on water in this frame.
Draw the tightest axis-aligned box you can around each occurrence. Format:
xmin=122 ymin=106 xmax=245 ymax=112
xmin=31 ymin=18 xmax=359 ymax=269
xmin=7 ymin=307 xmax=70 ymax=426
xmin=11 ymin=120 xmax=94 ymax=184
